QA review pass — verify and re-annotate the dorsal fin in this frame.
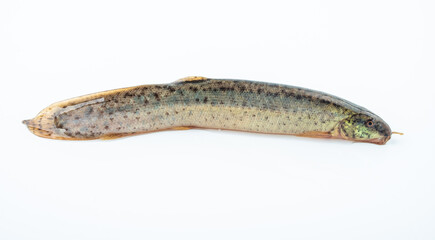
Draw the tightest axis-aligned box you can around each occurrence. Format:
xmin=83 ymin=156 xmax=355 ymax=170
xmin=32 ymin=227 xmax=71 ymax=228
xmin=175 ymin=76 xmax=208 ymax=83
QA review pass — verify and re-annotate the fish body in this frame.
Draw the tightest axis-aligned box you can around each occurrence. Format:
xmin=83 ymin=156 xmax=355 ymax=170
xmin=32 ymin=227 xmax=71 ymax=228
xmin=24 ymin=77 xmax=394 ymax=144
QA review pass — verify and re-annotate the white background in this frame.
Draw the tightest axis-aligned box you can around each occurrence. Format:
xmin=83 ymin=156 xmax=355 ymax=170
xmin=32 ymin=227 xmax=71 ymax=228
xmin=1 ymin=0 xmax=434 ymax=239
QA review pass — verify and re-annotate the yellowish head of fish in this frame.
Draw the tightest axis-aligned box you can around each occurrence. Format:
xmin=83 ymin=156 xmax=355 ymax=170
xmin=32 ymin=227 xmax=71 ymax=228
xmin=338 ymin=113 xmax=394 ymax=145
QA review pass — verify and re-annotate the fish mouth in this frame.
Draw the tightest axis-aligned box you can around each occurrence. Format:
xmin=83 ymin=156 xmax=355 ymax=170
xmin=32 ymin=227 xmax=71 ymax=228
xmin=362 ymin=135 xmax=391 ymax=145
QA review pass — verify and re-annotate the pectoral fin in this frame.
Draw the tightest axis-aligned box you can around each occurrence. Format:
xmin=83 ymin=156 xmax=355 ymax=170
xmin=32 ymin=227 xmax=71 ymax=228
xmin=296 ymin=131 xmax=334 ymax=139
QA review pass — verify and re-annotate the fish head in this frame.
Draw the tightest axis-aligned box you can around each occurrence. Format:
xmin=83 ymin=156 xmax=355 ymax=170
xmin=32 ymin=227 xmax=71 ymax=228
xmin=338 ymin=113 xmax=392 ymax=145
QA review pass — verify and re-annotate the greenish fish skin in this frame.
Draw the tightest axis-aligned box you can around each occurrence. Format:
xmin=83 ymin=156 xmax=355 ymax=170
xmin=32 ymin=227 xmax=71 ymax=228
xmin=23 ymin=77 xmax=392 ymax=144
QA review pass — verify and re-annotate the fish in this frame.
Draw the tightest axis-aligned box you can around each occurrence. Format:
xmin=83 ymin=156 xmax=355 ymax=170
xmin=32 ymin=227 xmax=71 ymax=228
xmin=23 ymin=76 xmax=402 ymax=144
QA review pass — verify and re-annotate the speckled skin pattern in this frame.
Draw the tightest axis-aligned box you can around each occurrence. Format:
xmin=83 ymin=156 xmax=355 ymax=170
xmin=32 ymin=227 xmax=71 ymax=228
xmin=23 ymin=77 xmax=393 ymax=144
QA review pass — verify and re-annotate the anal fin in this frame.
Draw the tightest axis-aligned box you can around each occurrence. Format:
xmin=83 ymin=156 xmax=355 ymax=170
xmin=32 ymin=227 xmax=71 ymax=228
xmin=100 ymin=133 xmax=130 ymax=140
xmin=170 ymin=126 xmax=193 ymax=131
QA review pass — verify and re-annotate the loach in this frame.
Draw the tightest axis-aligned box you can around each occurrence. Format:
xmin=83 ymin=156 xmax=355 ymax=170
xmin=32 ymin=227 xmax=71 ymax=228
xmin=23 ymin=76 xmax=402 ymax=144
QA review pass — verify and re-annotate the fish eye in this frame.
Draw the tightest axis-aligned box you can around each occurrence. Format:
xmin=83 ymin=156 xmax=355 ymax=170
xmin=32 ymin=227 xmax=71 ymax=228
xmin=366 ymin=120 xmax=374 ymax=127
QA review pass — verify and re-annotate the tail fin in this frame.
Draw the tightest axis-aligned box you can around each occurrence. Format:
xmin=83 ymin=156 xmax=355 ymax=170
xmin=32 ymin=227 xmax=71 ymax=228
xmin=22 ymin=114 xmax=58 ymax=139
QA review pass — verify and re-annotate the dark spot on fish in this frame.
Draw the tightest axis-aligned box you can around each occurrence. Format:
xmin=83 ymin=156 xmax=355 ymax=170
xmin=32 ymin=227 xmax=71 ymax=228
xmin=104 ymin=126 xmax=109 ymax=130
xmin=85 ymin=107 xmax=94 ymax=116
xmin=64 ymin=131 xmax=73 ymax=137
xmin=165 ymin=112 xmax=169 ymax=116
xmin=284 ymin=92 xmax=293 ymax=98
xmin=320 ymin=99 xmax=330 ymax=104
xmin=153 ymin=93 xmax=160 ymax=101
xmin=203 ymin=97 xmax=208 ymax=103
xmin=331 ymin=103 xmax=341 ymax=109
xmin=195 ymin=98 xmax=200 ymax=102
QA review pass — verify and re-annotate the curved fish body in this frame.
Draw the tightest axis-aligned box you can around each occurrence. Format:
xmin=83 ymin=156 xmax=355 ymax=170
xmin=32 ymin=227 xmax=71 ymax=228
xmin=23 ymin=77 xmax=395 ymax=144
